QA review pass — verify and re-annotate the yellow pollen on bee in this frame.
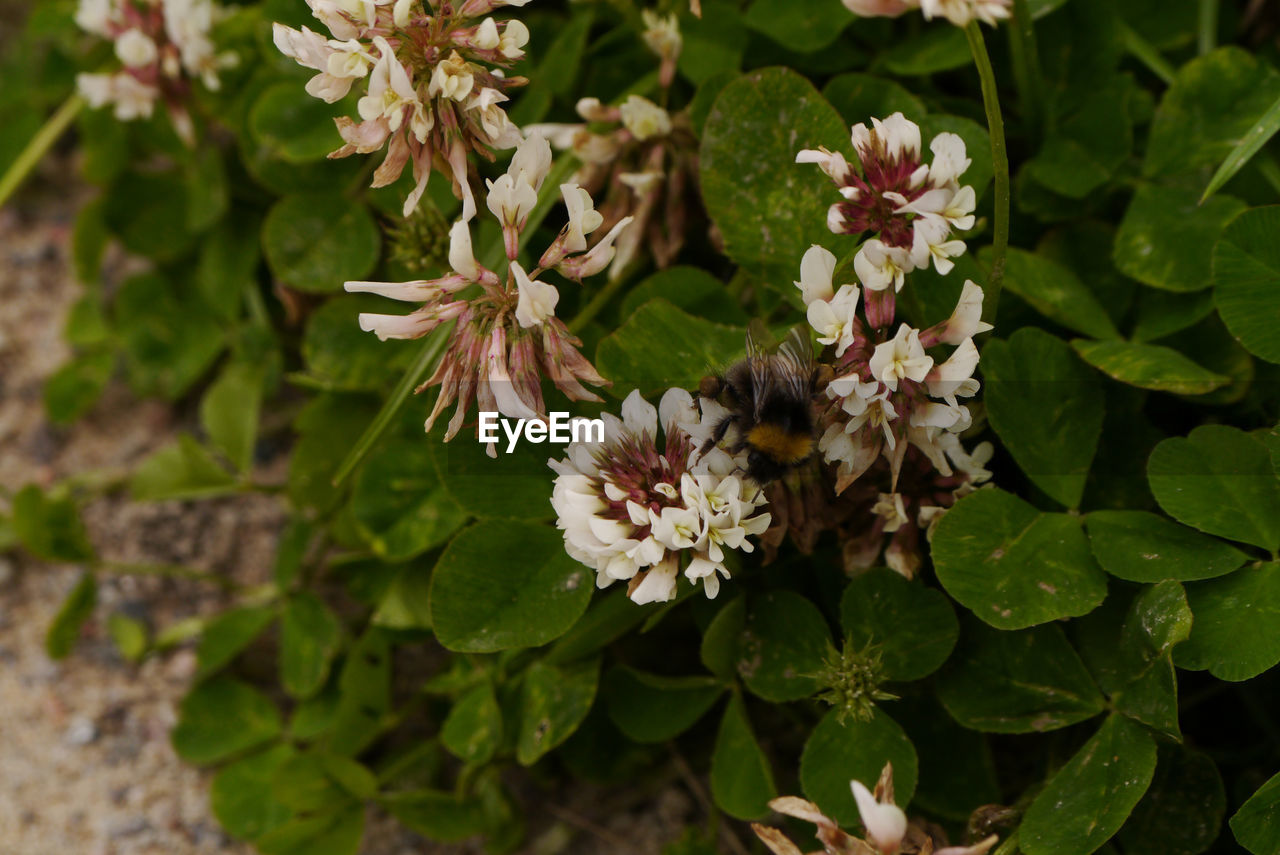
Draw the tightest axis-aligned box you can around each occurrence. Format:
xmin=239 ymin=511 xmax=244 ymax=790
xmin=745 ymin=424 xmax=813 ymax=464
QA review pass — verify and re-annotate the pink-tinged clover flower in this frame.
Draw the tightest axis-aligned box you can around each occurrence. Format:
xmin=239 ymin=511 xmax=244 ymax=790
xmin=798 ymin=115 xmax=977 ymax=281
xmin=75 ymin=0 xmax=238 ymax=143
xmin=791 ymin=245 xmax=992 ymax=496
xmin=345 ymin=133 xmax=633 ymax=451
xmin=549 ymin=389 xmax=771 ymax=604
xmin=273 ymin=0 xmax=530 ymax=217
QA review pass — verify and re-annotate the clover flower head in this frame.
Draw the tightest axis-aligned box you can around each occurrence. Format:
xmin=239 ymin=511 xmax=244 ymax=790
xmin=345 ymin=132 xmax=639 ymax=449
xmin=841 ymin=0 xmax=1010 ymax=27
xmin=74 ymin=0 xmax=237 ymax=143
xmin=797 ymin=113 xmax=977 ymax=278
xmin=753 ymin=762 xmax=997 ymax=855
xmin=549 ymin=389 xmax=771 ymax=604
xmin=274 ymin=0 xmax=533 ymax=217
xmin=799 ymin=245 xmax=990 ymax=492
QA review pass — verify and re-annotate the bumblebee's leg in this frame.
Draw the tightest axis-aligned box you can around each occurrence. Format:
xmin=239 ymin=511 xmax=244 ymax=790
xmin=701 ymin=414 xmax=737 ymax=455
xmin=813 ymin=364 xmax=835 ymax=395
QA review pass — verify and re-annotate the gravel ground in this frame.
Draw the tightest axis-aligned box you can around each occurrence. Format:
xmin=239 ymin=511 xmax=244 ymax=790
xmin=0 ymin=152 xmax=709 ymax=854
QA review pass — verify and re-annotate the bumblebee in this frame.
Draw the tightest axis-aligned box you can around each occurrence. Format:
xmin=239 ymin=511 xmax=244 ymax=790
xmin=699 ymin=323 xmax=828 ymax=484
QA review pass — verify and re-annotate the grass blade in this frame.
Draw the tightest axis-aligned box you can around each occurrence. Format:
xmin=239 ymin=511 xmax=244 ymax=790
xmin=1202 ymin=92 xmax=1280 ymax=203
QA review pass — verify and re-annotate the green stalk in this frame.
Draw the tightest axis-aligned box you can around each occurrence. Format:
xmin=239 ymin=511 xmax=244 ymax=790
xmin=568 ymin=271 xmax=628 ymax=333
xmin=965 ymin=22 xmax=1010 ymax=325
xmin=1120 ymin=22 xmax=1176 ymax=85
xmin=1198 ymin=0 xmax=1218 ymax=56
xmin=0 ymin=94 xmax=86 ymax=208
xmin=331 ymin=154 xmax=580 ymax=487
xmin=1007 ymin=0 xmax=1048 ymax=140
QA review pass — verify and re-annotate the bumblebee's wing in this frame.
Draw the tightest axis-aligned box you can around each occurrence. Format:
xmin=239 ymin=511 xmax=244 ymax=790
xmin=744 ymin=319 xmax=776 ymax=419
xmin=776 ymin=326 xmax=815 ymax=399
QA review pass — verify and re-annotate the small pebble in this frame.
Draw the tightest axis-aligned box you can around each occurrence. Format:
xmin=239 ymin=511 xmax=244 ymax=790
xmin=64 ymin=715 xmax=98 ymax=746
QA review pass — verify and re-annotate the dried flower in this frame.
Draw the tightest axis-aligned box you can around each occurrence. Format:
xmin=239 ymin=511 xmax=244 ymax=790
xmin=346 ymin=133 xmax=633 ymax=449
xmin=274 ymin=0 xmax=531 ymax=217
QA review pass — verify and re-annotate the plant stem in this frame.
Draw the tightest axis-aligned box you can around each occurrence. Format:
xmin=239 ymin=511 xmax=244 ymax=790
xmin=331 ymin=154 xmax=580 ymax=487
xmin=1120 ymin=22 xmax=1176 ymax=85
xmin=0 ymin=94 xmax=85 ymax=208
xmin=1007 ymin=0 xmax=1048 ymax=140
xmin=568 ymin=272 xmax=627 ymax=333
xmin=1198 ymin=0 xmax=1218 ymax=55
xmin=992 ymin=832 xmax=1021 ymax=855
xmin=965 ymin=22 xmax=1010 ymax=326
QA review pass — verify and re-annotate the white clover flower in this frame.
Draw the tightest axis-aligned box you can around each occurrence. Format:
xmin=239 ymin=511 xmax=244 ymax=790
xmin=854 ymin=239 xmax=912 ymax=293
xmin=276 ymin=0 xmax=531 ymax=215
xmin=358 ymin=38 xmax=422 ymax=132
xmin=641 ymin=9 xmax=681 ymax=61
xmin=807 ymin=285 xmax=862 ymax=357
xmin=549 ymin=390 xmax=770 ymax=604
xmin=75 ymin=0 xmax=114 ymax=36
xmin=869 ymin=325 xmax=933 ymax=392
xmin=851 ymin=779 xmax=908 ymax=854
xmin=510 ymin=130 xmax=554 ymax=191
xmin=448 ymin=220 xmax=479 ymax=282
xmin=800 ymin=111 xmax=977 ymax=279
xmin=619 ymin=94 xmax=672 ymax=141
xmin=512 ymin=262 xmax=560 ymax=328
xmin=923 ymin=279 xmax=992 ymax=346
xmin=428 ymin=50 xmax=475 ymax=101
xmin=920 ymin=0 xmax=1010 ymax=27
xmin=473 ymin=17 xmax=502 ymax=48
xmin=795 ymin=245 xmax=837 ymax=305
xmin=467 ymin=87 xmax=522 ymax=148
xmin=910 ymin=215 xmax=967 ymax=274
xmin=560 ymin=183 xmax=604 ymax=253
xmin=77 ymin=72 xmax=159 ymax=120
xmin=928 ymin=132 xmax=972 ymax=187
xmin=486 ymin=173 xmax=539 ymax=230
xmin=852 ymin=112 xmax=922 ymax=164
xmin=843 ymin=0 xmax=1009 ymax=27
xmin=115 ymin=29 xmax=158 ymax=68
xmin=496 ymin=19 xmax=529 ymax=58
xmin=872 ymin=492 xmax=910 ymax=533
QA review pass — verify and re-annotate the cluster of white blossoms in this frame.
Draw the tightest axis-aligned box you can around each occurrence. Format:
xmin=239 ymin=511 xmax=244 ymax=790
xmin=75 ymin=0 xmax=237 ymax=143
xmin=753 ymin=762 xmax=999 ymax=855
xmin=798 ymin=113 xmax=977 ymax=289
xmin=842 ymin=0 xmax=1010 ymax=27
xmin=796 ymin=244 xmax=991 ymax=496
xmin=549 ymin=389 xmax=771 ymax=605
xmin=273 ymin=0 xmax=533 ymax=217
xmin=771 ymin=109 xmax=995 ymax=578
xmin=347 ymin=132 xmax=632 ymax=448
